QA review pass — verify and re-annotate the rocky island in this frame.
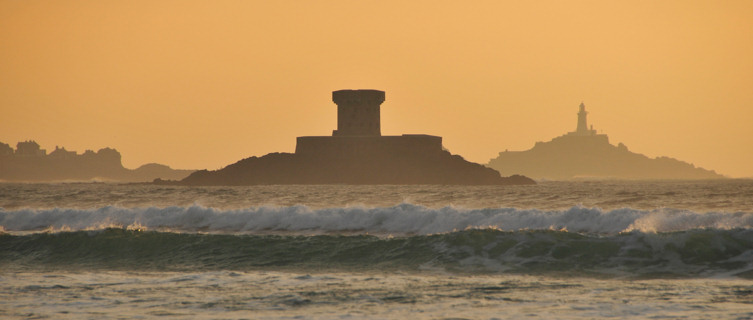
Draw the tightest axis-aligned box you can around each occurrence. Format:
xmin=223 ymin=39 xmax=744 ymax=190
xmin=487 ymin=103 xmax=724 ymax=180
xmin=0 ymin=141 xmax=194 ymax=182
xmin=167 ymin=89 xmax=534 ymax=186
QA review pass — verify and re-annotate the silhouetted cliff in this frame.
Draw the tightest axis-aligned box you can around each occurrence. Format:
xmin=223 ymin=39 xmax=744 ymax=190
xmin=0 ymin=141 xmax=194 ymax=182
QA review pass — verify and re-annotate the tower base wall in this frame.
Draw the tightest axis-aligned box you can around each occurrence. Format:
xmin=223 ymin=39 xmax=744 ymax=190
xmin=295 ymin=135 xmax=442 ymax=158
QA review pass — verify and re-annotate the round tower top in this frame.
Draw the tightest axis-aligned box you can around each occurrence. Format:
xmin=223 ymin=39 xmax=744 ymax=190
xmin=332 ymin=89 xmax=385 ymax=105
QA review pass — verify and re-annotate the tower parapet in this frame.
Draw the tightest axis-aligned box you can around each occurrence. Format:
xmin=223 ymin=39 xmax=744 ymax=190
xmin=332 ymin=89 xmax=385 ymax=136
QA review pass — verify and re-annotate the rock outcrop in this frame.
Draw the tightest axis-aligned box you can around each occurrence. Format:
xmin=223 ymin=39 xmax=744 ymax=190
xmin=487 ymin=103 xmax=724 ymax=180
xmin=172 ymin=151 xmax=533 ymax=186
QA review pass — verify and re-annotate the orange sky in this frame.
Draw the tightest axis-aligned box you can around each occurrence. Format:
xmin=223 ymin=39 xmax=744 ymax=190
xmin=2 ymin=1 xmax=752 ymax=177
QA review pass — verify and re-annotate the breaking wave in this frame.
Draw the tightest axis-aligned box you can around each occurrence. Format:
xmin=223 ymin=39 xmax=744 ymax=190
xmin=1 ymin=204 xmax=752 ymax=235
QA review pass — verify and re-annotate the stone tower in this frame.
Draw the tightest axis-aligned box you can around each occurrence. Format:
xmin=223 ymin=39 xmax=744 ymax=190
xmin=332 ymin=89 xmax=385 ymax=136
xmin=576 ymin=102 xmax=589 ymax=134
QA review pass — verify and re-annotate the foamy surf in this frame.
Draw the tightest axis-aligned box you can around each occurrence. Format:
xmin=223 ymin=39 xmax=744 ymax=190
xmin=1 ymin=204 xmax=751 ymax=235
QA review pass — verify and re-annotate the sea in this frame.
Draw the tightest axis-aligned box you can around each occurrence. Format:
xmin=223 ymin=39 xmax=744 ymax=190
xmin=1 ymin=180 xmax=752 ymax=319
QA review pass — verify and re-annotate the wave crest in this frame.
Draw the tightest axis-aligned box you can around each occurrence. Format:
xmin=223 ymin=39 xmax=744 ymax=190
xmin=2 ymin=204 xmax=752 ymax=235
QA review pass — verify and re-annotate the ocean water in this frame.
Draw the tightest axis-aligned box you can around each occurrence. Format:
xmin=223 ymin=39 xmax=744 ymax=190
xmin=1 ymin=180 xmax=752 ymax=319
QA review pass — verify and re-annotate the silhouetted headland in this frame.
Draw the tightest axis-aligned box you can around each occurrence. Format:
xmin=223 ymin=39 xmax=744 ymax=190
xmin=166 ymin=90 xmax=534 ymax=186
xmin=487 ymin=103 xmax=724 ymax=180
xmin=0 ymin=141 xmax=194 ymax=182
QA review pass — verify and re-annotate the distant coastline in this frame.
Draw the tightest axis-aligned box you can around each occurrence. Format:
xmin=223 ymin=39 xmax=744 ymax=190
xmin=0 ymin=140 xmax=194 ymax=183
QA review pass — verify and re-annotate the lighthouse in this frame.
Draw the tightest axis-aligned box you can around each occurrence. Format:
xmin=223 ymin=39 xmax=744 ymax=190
xmin=576 ymin=102 xmax=589 ymax=134
xmin=570 ymin=102 xmax=598 ymax=136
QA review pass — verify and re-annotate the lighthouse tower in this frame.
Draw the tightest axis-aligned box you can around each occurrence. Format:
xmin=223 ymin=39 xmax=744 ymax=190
xmin=576 ymin=102 xmax=589 ymax=134
xmin=568 ymin=102 xmax=599 ymax=136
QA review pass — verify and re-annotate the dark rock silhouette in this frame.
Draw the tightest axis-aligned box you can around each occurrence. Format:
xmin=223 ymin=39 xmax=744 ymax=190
xmin=487 ymin=103 xmax=724 ymax=180
xmin=0 ymin=140 xmax=194 ymax=182
xmin=168 ymin=89 xmax=534 ymax=186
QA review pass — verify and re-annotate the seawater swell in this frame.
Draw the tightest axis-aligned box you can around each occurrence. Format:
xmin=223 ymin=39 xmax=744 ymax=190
xmin=3 ymin=204 xmax=753 ymax=277
xmin=2 ymin=204 xmax=753 ymax=235
xmin=1 ymin=228 xmax=752 ymax=278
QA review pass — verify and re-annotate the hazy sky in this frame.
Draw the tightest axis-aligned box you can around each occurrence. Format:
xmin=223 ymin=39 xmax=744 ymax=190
xmin=2 ymin=1 xmax=752 ymax=177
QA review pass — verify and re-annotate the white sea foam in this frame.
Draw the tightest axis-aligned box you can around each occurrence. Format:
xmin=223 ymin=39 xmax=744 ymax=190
xmin=1 ymin=204 xmax=752 ymax=235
